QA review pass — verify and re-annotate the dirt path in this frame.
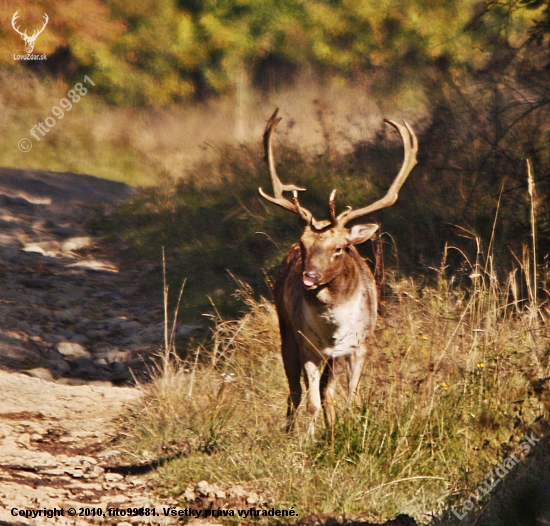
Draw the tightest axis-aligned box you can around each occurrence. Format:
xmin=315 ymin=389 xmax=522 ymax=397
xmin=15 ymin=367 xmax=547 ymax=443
xmin=0 ymin=370 xmax=178 ymax=525
xmin=0 ymin=168 xmax=179 ymax=525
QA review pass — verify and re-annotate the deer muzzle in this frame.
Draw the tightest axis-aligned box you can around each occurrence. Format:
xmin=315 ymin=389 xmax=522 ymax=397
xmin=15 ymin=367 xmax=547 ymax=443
xmin=303 ymin=269 xmax=322 ymax=289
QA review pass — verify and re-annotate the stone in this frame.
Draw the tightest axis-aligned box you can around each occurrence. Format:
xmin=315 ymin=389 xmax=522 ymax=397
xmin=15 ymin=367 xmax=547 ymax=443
xmin=23 ymin=367 xmax=56 ymax=382
xmin=55 ymin=341 xmax=91 ymax=360
xmin=52 ymin=360 xmax=71 ymax=376
xmin=104 ymin=472 xmax=124 ymax=482
xmin=0 ymin=171 xmax=177 ymax=524
xmin=105 ymin=349 xmax=131 ymax=363
xmin=16 ymin=433 xmax=32 ymax=448
xmin=61 ymin=236 xmax=92 ymax=253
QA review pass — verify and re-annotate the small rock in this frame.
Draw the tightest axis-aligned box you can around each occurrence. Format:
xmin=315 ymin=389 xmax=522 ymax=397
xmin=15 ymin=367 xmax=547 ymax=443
xmin=15 ymin=433 xmax=32 ymax=448
xmin=62 ymin=236 xmax=92 ymax=253
xmin=52 ymin=360 xmax=70 ymax=376
xmin=65 ymin=468 xmax=85 ymax=478
xmin=104 ymin=472 xmax=124 ymax=482
xmin=106 ymin=349 xmax=131 ymax=363
xmin=80 ymin=456 xmax=98 ymax=465
xmin=80 ymin=490 xmax=97 ymax=498
xmin=196 ymin=480 xmax=211 ymax=494
xmin=23 ymin=367 xmax=55 ymax=382
xmin=183 ymin=486 xmax=196 ymax=501
xmin=228 ymin=485 xmax=248 ymax=499
xmin=56 ymin=341 xmax=91 ymax=360
xmin=104 ymin=493 xmax=128 ymax=504
xmin=215 ymin=488 xmax=226 ymax=499
xmin=42 ymin=468 xmax=66 ymax=476
xmin=14 ymin=470 xmax=41 ymax=480
xmin=91 ymin=465 xmax=105 ymax=478
xmin=54 ymin=308 xmax=83 ymax=323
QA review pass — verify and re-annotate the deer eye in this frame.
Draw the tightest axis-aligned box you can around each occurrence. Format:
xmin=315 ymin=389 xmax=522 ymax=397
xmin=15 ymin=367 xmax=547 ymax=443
xmin=334 ymin=245 xmax=343 ymax=255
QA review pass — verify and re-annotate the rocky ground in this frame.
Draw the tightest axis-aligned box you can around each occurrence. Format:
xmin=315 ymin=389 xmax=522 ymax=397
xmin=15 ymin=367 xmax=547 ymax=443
xmin=0 ymin=168 xmax=183 ymax=525
xmin=0 ymin=167 xmax=183 ymax=384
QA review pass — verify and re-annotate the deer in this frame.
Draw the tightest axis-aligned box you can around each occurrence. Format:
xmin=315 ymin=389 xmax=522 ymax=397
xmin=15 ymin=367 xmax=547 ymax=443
xmin=12 ymin=11 xmax=49 ymax=55
xmin=259 ymin=109 xmax=418 ymax=434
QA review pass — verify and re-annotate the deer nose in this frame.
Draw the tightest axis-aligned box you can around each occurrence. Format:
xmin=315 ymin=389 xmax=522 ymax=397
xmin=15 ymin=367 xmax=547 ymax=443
xmin=303 ymin=269 xmax=322 ymax=288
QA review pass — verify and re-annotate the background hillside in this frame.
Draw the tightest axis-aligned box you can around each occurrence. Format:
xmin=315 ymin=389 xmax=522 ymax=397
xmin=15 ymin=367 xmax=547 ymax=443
xmin=2 ymin=1 xmax=549 ymax=300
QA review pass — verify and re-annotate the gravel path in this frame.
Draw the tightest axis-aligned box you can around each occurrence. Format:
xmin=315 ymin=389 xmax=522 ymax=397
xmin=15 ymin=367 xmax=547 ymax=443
xmin=0 ymin=168 xmax=179 ymax=525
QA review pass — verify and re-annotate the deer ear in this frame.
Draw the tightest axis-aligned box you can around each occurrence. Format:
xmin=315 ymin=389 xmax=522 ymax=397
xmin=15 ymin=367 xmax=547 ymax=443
xmin=346 ymin=224 xmax=379 ymax=245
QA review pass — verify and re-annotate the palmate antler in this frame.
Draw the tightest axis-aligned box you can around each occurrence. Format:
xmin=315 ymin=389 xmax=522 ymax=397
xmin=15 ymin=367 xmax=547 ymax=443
xmin=259 ymin=108 xmax=418 ymax=230
xmin=12 ymin=11 xmax=49 ymax=54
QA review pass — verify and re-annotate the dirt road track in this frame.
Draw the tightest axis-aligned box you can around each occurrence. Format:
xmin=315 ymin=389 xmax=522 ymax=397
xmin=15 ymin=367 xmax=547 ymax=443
xmin=0 ymin=168 xmax=178 ymax=525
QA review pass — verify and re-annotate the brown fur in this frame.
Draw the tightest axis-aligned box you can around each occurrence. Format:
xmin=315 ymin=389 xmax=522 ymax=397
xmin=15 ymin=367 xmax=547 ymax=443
xmin=274 ymin=224 xmax=378 ymax=433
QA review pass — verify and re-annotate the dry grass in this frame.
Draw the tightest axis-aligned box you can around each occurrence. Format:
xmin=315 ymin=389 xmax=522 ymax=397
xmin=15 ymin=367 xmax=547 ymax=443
xmin=0 ymin=70 xmax=386 ymax=188
xmin=117 ymin=236 xmax=550 ymax=524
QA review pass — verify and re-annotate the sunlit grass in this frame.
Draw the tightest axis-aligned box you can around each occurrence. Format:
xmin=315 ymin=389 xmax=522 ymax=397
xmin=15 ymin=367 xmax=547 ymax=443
xmin=118 ymin=247 xmax=549 ymax=523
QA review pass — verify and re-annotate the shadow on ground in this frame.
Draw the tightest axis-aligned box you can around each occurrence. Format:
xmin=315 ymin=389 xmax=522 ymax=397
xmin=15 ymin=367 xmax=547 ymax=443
xmin=0 ymin=167 xmax=174 ymax=385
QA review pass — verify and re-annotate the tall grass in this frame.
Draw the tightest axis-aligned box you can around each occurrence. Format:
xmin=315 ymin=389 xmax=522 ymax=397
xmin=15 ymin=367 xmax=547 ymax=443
xmin=118 ymin=228 xmax=549 ymax=523
xmin=0 ymin=70 xmax=385 ymax=188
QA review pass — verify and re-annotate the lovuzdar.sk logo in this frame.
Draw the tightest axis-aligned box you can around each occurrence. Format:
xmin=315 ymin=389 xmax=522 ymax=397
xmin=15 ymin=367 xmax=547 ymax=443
xmin=12 ymin=10 xmax=48 ymax=60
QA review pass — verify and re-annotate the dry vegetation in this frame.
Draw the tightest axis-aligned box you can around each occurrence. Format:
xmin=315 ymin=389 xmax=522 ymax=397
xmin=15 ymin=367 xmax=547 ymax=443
xmin=99 ymin=90 xmax=550 ymax=524
xmin=3 ymin=1 xmax=550 ymax=522
xmin=117 ymin=227 xmax=550 ymax=524
xmin=1 ymin=70 xmax=384 ymax=188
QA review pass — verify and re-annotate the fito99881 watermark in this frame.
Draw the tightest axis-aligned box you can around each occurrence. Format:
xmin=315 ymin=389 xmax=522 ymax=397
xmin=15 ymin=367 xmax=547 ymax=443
xmin=18 ymin=75 xmax=95 ymax=153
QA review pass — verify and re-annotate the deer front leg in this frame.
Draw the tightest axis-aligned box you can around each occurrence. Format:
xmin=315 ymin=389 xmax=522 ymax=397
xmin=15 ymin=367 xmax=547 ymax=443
xmin=346 ymin=347 xmax=367 ymax=405
xmin=321 ymin=358 xmax=337 ymax=429
xmin=303 ymin=360 xmax=322 ymax=436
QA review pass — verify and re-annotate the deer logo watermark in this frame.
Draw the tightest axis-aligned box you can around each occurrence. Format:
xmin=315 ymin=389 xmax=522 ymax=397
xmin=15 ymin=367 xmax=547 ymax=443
xmin=12 ymin=11 xmax=48 ymax=56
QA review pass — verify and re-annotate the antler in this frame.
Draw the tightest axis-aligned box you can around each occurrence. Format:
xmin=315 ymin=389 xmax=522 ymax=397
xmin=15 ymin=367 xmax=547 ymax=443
xmin=258 ymin=110 xmax=418 ymax=230
xmin=11 ymin=11 xmax=26 ymax=37
xmin=335 ymin=119 xmax=418 ymax=226
xmin=258 ymin=109 xmax=314 ymax=224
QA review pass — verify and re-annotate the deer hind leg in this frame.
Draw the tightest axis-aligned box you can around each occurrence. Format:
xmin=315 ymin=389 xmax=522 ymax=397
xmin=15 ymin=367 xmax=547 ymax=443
xmin=280 ymin=327 xmax=302 ymax=433
xmin=320 ymin=358 xmax=338 ymax=428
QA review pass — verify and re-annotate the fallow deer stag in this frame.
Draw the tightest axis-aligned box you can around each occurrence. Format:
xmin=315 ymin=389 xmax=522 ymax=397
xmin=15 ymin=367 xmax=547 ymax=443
xmin=259 ymin=109 xmax=418 ymax=433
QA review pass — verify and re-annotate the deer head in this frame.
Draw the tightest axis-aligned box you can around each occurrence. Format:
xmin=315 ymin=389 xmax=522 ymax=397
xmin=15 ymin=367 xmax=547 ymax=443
xmin=259 ymin=108 xmax=418 ymax=290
